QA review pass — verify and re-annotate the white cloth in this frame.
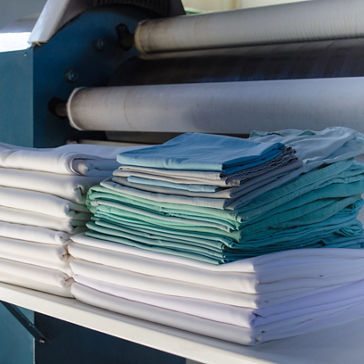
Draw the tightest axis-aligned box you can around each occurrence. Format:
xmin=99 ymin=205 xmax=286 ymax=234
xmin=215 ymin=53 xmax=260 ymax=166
xmin=75 ymin=276 xmax=364 ymax=329
xmin=0 ymin=142 xmax=144 ymax=176
xmin=0 ymin=236 xmax=70 ymax=273
xmin=70 ymin=259 xmax=346 ymax=309
xmin=71 ymin=282 xmax=254 ymax=345
xmin=0 ymin=186 xmax=89 ymax=219
xmin=0 ymin=258 xmax=72 ymax=297
xmin=72 ymin=282 xmax=364 ymax=345
xmin=74 ymin=275 xmax=254 ymax=327
xmin=70 ymin=259 xmax=259 ymax=308
xmin=0 ymin=206 xmax=86 ymax=233
xmin=68 ymin=239 xmax=364 ymax=293
xmin=0 ymin=221 xmax=69 ymax=245
xmin=0 ymin=168 xmax=102 ymax=203
xmin=71 ymin=234 xmax=364 ymax=273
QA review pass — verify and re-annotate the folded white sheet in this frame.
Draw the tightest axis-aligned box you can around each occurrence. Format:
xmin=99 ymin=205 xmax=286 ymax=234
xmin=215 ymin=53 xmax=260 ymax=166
xmin=68 ymin=241 xmax=364 ymax=294
xmin=74 ymin=275 xmax=364 ymax=329
xmin=0 ymin=168 xmax=102 ymax=203
xmin=0 ymin=236 xmax=70 ymax=273
xmin=71 ymin=282 xmax=255 ymax=345
xmin=0 ymin=206 xmax=86 ymax=233
xmin=74 ymin=275 xmax=254 ymax=327
xmin=0 ymin=221 xmax=68 ymax=245
xmin=257 ymin=280 xmax=364 ymax=319
xmin=72 ymin=282 xmax=364 ymax=345
xmin=71 ymin=234 xmax=364 ymax=273
xmin=0 ymin=187 xmax=89 ymax=219
xmin=0 ymin=258 xmax=72 ymax=297
xmin=70 ymin=259 xmax=258 ymax=307
xmin=70 ymin=259 xmax=346 ymax=309
xmin=0 ymin=143 xmax=144 ymax=176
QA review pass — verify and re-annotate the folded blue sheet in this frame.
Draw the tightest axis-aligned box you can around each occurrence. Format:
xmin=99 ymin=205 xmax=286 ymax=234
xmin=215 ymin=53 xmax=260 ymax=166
xmin=117 ymin=133 xmax=285 ymax=172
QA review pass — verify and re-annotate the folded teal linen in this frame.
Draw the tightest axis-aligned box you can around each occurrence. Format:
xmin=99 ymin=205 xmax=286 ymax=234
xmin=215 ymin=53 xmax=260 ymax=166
xmin=115 ymin=159 xmax=301 ymax=199
xmin=122 ymin=148 xmax=299 ymax=192
xmin=84 ymin=129 xmax=364 ymax=264
xmin=85 ymin=211 xmax=363 ymax=264
xmin=117 ymin=133 xmax=285 ymax=172
xmin=86 ymin=171 xmax=364 ymax=263
xmin=250 ymin=127 xmax=364 ymax=171
xmin=87 ymin=160 xmax=363 ymax=231
xmin=88 ymin=199 xmax=362 ymax=250
xmin=106 ymin=160 xmax=359 ymax=211
xmin=114 ymin=147 xmax=299 ymax=188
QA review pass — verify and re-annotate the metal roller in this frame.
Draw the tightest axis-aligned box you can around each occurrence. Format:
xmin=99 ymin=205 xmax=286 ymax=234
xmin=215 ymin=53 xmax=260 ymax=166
xmin=67 ymin=77 xmax=364 ymax=134
xmin=134 ymin=0 xmax=364 ymax=56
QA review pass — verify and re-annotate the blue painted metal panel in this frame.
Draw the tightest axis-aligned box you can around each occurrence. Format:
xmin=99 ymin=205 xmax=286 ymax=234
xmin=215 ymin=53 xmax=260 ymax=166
xmin=32 ymin=5 xmax=146 ymax=147
xmin=0 ymin=305 xmax=34 ymax=364
xmin=0 ymin=5 xmax=149 ymax=147
xmin=0 ymin=48 xmax=34 ymax=146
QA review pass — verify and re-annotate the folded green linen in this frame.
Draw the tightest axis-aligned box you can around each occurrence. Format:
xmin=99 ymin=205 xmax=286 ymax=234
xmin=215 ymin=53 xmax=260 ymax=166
xmin=87 ymin=165 xmax=364 ymax=236
xmin=85 ymin=196 xmax=363 ymax=263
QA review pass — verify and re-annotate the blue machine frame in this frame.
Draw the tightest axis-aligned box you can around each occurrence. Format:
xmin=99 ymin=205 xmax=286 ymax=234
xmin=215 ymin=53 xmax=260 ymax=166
xmin=0 ymin=6 xmax=184 ymax=363
xmin=0 ymin=5 xmax=144 ymax=147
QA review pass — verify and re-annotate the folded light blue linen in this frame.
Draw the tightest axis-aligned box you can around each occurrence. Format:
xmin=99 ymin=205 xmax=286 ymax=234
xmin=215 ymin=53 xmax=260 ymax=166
xmin=250 ymin=127 xmax=364 ymax=171
xmin=117 ymin=133 xmax=285 ymax=172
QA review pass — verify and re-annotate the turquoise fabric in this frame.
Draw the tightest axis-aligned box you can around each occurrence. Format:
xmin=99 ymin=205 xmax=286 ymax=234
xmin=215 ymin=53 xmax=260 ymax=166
xmin=123 ymin=148 xmax=299 ymax=193
xmin=85 ymin=212 xmax=363 ymax=264
xmin=83 ymin=129 xmax=364 ymax=264
xmin=98 ymin=160 xmax=360 ymax=211
xmin=117 ymin=133 xmax=284 ymax=172
xmin=127 ymin=177 xmax=219 ymax=192
xmin=87 ymin=161 xmax=364 ymax=231
xmin=86 ymin=174 xmax=364 ymax=263
xmin=250 ymin=127 xmax=364 ymax=171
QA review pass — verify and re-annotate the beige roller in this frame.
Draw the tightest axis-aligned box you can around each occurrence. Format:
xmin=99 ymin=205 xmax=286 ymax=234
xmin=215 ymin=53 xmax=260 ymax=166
xmin=67 ymin=77 xmax=364 ymax=134
xmin=134 ymin=0 xmax=364 ymax=55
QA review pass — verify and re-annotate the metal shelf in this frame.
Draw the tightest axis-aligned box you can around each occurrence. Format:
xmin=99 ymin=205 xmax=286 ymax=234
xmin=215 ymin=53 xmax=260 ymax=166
xmin=0 ymin=282 xmax=362 ymax=364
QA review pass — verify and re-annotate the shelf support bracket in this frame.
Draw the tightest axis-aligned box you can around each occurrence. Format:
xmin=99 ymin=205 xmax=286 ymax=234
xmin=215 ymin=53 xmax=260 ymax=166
xmin=1 ymin=301 xmax=47 ymax=344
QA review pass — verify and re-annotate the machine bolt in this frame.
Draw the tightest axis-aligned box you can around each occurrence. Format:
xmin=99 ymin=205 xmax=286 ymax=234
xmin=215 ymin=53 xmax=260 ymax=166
xmin=65 ymin=69 xmax=79 ymax=83
xmin=93 ymin=38 xmax=105 ymax=51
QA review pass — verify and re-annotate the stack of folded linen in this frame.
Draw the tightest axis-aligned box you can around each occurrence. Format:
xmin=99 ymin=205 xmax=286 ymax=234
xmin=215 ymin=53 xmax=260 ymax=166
xmin=67 ymin=127 xmax=364 ymax=345
xmin=69 ymin=235 xmax=364 ymax=345
xmin=0 ymin=142 xmax=141 ymax=296
xmin=84 ymin=128 xmax=364 ymax=264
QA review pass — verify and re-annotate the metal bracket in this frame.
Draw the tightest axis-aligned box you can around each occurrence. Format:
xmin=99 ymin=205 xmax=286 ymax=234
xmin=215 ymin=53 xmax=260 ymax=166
xmin=1 ymin=302 xmax=47 ymax=344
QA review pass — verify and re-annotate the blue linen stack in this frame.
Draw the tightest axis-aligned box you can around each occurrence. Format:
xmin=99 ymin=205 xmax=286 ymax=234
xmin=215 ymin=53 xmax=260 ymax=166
xmin=85 ymin=128 xmax=364 ymax=264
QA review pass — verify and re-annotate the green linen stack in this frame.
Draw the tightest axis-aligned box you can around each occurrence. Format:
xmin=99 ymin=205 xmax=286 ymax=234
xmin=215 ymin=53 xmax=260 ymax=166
xmin=84 ymin=132 xmax=364 ymax=264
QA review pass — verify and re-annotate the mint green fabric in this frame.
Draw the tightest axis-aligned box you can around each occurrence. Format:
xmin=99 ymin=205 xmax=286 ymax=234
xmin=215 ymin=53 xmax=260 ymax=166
xmin=86 ymin=176 xmax=364 ymax=263
xmin=85 ymin=144 xmax=364 ymax=264
xmin=87 ymin=165 xmax=364 ymax=236
xmin=85 ymin=211 xmax=363 ymax=263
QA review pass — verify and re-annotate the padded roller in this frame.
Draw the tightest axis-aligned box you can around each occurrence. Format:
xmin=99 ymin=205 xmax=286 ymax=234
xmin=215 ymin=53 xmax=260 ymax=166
xmin=134 ymin=0 xmax=364 ymax=55
xmin=67 ymin=78 xmax=364 ymax=134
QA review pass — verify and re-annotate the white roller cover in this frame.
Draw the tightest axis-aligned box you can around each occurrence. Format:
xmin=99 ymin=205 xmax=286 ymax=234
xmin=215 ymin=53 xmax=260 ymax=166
xmin=134 ymin=0 xmax=364 ymax=55
xmin=67 ymin=77 xmax=364 ymax=134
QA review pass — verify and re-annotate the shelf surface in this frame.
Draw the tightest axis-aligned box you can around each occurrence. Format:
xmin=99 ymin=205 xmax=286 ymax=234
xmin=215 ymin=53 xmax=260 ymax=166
xmin=0 ymin=282 xmax=363 ymax=364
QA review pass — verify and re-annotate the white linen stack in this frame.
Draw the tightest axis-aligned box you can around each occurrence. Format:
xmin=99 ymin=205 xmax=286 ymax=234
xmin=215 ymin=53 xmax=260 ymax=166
xmin=0 ymin=143 xmax=141 ymax=297
xmin=69 ymin=234 xmax=364 ymax=345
